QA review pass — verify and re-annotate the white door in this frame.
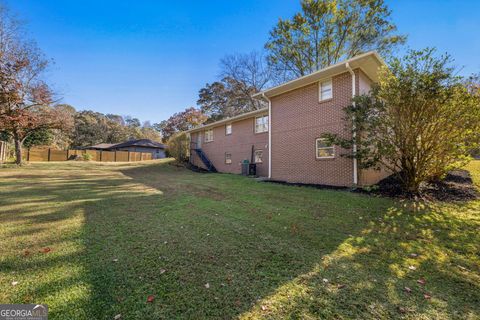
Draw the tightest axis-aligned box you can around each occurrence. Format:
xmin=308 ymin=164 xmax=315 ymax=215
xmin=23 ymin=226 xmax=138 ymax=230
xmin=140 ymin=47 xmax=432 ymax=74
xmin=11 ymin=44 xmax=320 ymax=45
xmin=196 ymin=133 xmax=202 ymax=148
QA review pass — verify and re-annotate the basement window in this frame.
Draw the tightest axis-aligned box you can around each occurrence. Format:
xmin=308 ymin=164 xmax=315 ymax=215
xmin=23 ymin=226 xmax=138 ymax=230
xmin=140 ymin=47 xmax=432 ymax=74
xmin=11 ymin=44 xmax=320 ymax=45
xmin=319 ymin=79 xmax=333 ymax=101
xmin=254 ymin=150 xmax=263 ymax=163
xmin=225 ymin=153 xmax=232 ymax=164
xmin=316 ymin=138 xmax=334 ymax=159
xmin=204 ymin=129 xmax=214 ymax=142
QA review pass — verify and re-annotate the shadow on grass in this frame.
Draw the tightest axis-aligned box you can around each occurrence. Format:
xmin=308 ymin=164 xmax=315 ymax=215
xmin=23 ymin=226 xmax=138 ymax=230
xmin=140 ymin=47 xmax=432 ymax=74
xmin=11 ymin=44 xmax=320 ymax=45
xmin=1 ymin=161 xmax=479 ymax=319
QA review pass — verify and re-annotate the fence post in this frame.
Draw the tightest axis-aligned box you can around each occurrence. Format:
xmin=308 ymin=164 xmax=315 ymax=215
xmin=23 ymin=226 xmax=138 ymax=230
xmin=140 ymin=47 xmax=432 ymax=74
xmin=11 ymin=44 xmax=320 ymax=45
xmin=128 ymin=151 xmax=130 ymax=162
xmin=66 ymin=149 xmax=70 ymax=161
xmin=27 ymin=148 xmax=30 ymax=162
xmin=140 ymin=152 xmax=143 ymax=161
xmin=114 ymin=151 xmax=117 ymax=162
xmin=100 ymin=150 xmax=102 ymax=162
xmin=47 ymin=148 xmax=51 ymax=162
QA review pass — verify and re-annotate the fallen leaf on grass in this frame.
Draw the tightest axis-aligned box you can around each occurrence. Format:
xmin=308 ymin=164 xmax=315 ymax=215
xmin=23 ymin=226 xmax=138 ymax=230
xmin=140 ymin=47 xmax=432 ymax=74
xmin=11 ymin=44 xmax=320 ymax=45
xmin=261 ymin=305 xmax=268 ymax=311
xmin=424 ymin=294 xmax=431 ymax=300
xmin=409 ymin=253 xmax=418 ymax=258
xmin=322 ymin=278 xmax=329 ymax=283
xmin=39 ymin=247 xmax=51 ymax=253
xmin=23 ymin=250 xmax=30 ymax=256
xmin=204 ymin=283 xmax=210 ymax=289
xmin=337 ymin=284 xmax=346 ymax=289
xmin=417 ymin=278 xmax=426 ymax=285
xmin=397 ymin=306 xmax=407 ymax=314
xmin=159 ymin=269 xmax=166 ymax=274
xmin=404 ymin=287 xmax=412 ymax=293
xmin=408 ymin=266 xmax=417 ymax=270
xmin=146 ymin=295 xmax=155 ymax=303
xmin=114 ymin=314 xmax=122 ymax=320
xmin=11 ymin=281 xmax=18 ymax=286
xmin=112 ymin=259 xmax=118 ymax=262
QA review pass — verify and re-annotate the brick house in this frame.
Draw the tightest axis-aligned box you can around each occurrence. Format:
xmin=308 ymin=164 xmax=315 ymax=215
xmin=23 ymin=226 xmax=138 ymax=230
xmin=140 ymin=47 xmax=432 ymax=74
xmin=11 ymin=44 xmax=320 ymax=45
xmin=188 ymin=51 xmax=389 ymax=187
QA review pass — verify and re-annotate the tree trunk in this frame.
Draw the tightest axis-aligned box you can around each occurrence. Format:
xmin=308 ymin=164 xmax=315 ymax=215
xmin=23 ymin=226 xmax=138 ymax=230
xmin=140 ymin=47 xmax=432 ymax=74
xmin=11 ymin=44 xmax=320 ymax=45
xmin=13 ymin=134 xmax=22 ymax=165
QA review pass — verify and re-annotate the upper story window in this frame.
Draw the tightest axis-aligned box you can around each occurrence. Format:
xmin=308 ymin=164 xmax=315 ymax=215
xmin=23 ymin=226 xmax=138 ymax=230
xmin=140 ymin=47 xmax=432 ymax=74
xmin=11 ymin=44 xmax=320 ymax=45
xmin=319 ymin=79 xmax=333 ymax=101
xmin=204 ymin=129 xmax=214 ymax=142
xmin=255 ymin=115 xmax=269 ymax=133
xmin=316 ymin=138 xmax=335 ymax=159
xmin=225 ymin=124 xmax=232 ymax=135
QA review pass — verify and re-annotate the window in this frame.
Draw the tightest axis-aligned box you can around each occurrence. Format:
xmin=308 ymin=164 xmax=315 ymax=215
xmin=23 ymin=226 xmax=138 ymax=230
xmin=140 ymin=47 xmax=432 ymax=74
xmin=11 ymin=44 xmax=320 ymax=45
xmin=204 ymin=129 xmax=213 ymax=142
xmin=225 ymin=124 xmax=232 ymax=135
xmin=319 ymin=79 xmax=332 ymax=101
xmin=254 ymin=150 xmax=263 ymax=163
xmin=255 ymin=115 xmax=269 ymax=133
xmin=225 ymin=153 xmax=232 ymax=164
xmin=316 ymin=138 xmax=334 ymax=158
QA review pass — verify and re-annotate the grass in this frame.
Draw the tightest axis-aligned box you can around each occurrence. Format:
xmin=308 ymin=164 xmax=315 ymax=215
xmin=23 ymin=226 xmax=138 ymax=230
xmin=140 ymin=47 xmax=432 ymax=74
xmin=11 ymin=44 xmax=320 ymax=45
xmin=0 ymin=159 xmax=479 ymax=319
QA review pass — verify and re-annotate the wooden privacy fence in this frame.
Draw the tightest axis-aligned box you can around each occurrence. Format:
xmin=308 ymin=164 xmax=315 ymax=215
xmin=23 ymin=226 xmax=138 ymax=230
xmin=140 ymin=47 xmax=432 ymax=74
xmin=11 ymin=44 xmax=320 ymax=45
xmin=25 ymin=148 xmax=153 ymax=162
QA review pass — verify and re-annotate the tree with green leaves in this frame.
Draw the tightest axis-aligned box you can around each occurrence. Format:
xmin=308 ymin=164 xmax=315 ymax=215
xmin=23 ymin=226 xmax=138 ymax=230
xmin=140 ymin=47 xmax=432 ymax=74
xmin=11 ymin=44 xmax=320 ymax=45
xmin=22 ymin=128 xmax=53 ymax=149
xmin=323 ymin=49 xmax=480 ymax=193
xmin=266 ymin=0 xmax=406 ymax=81
xmin=167 ymin=131 xmax=190 ymax=163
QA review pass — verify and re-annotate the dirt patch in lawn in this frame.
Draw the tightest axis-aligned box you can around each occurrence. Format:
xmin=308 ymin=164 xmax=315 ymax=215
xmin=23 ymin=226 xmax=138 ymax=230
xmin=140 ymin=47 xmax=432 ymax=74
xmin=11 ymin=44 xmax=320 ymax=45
xmin=367 ymin=169 xmax=479 ymax=202
xmin=183 ymin=184 xmax=226 ymax=200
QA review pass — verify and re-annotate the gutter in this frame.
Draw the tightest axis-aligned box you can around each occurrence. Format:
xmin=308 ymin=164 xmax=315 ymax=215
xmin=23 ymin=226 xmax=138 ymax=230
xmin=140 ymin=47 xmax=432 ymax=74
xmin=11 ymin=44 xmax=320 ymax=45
xmin=186 ymin=107 xmax=268 ymax=134
xmin=262 ymin=93 xmax=272 ymax=179
xmin=346 ymin=62 xmax=358 ymax=186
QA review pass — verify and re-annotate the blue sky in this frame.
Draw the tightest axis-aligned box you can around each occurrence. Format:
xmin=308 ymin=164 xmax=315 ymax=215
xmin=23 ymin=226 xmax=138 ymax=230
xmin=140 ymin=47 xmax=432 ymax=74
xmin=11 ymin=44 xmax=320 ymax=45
xmin=5 ymin=0 xmax=480 ymax=123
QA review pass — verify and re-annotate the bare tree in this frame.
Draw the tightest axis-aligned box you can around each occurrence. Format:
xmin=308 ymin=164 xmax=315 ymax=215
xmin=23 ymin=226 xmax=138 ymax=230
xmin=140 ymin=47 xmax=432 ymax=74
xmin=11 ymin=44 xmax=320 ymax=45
xmin=220 ymin=51 xmax=274 ymax=90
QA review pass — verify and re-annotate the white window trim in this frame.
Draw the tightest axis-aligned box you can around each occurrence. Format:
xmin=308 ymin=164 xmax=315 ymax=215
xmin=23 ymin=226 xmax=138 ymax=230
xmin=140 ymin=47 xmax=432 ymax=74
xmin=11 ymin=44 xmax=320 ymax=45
xmin=225 ymin=153 xmax=232 ymax=164
xmin=254 ymin=150 xmax=263 ymax=163
xmin=319 ymin=79 xmax=333 ymax=101
xmin=316 ymin=138 xmax=335 ymax=159
xmin=204 ymin=129 xmax=214 ymax=143
xmin=255 ymin=115 xmax=269 ymax=134
xmin=225 ymin=123 xmax=232 ymax=135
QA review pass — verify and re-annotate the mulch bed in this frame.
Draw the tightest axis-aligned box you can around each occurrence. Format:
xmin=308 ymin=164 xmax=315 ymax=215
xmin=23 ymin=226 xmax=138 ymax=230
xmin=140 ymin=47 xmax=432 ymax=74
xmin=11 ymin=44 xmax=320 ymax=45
xmin=366 ymin=169 xmax=479 ymax=202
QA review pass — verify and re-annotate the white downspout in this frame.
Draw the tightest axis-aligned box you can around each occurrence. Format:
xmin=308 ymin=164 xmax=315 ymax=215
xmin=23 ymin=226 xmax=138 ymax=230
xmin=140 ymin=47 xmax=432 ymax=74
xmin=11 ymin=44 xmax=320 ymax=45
xmin=346 ymin=63 xmax=358 ymax=186
xmin=262 ymin=93 xmax=272 ymax=179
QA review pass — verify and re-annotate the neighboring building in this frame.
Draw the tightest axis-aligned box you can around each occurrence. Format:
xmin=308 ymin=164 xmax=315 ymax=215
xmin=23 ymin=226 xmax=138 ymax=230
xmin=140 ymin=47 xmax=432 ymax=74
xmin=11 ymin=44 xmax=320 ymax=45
xmin=187 ymin=51 xmax=389 ymax=187
xmin=83 ymin=139 xmax=166 ymax=159
xmin=85 ymin=143 xmax=116 ymax=151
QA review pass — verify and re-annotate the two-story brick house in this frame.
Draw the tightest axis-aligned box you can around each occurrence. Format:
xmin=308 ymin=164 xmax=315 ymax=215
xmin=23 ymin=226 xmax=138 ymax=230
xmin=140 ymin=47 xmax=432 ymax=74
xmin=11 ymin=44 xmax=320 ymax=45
xmin=188 ymin=51 xmax=388 ymax=186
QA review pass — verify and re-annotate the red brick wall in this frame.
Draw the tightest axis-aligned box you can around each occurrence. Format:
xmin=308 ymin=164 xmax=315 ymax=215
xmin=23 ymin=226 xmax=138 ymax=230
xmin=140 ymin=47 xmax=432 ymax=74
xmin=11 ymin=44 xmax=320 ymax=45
xmin=270 ymin=71 xmax=355 ymax=186
xmin=190 ymin=68 xmax=387 ymax=186
xmin=190 ymin=115 xmax=269 ymax=176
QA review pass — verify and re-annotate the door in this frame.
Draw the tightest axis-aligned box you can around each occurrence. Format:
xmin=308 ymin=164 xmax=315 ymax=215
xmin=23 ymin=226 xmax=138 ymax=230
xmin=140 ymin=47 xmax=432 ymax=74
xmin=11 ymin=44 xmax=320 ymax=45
xmin=196 ymin=132 xmax=202 ymax=149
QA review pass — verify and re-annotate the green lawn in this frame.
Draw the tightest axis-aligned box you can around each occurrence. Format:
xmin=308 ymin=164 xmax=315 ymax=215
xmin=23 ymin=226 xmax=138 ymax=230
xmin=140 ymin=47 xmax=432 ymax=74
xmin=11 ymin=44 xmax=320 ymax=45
xmin=0 ymin=160 xmax=479 ymax=319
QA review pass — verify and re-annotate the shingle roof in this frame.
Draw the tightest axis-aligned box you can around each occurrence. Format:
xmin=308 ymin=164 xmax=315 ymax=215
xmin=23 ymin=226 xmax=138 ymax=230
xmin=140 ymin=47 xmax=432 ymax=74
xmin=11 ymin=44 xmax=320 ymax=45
xmin=87 ymin=143 xmax=116 ymax=150
xmin=111 ymin=139 xmax=166 ymax=149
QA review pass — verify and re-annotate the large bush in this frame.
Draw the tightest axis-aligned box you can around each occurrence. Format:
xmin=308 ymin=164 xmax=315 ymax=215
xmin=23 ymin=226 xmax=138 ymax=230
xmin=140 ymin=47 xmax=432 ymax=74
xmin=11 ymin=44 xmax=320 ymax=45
xmin=324 ymin=48 xmax=480 ymax=193
xmin=167 ymin=132 xmax=190 ymax=163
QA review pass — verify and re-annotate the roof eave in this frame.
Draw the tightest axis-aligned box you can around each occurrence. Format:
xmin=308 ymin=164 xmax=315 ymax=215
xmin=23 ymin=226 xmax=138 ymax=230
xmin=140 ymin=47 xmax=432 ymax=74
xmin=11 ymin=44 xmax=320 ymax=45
xmin=186 ymin=107 xmax=268 ymax=133
xmin=252 ymin=51 xmax=385 ymax=99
